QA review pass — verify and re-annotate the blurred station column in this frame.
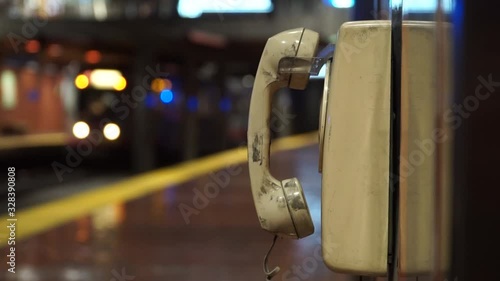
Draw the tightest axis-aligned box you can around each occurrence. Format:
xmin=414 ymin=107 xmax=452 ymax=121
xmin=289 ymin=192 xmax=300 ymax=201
xmin=131 ymin=49 xmax=156 ymax=172
xmin=215 ymin=61 xmax=228 ymax=151
xmin=181 ymin=59 xmax=200 ymax=160
xmin=451 ymin=0 xmax=500 ymax=280
xmin=353 ymin=0 xmax=389 ymax=20
xmin=353 ymin=0 xmax=377 ymax=20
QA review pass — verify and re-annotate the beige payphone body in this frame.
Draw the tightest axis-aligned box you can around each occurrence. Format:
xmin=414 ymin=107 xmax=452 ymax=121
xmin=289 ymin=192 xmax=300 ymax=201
xmin=247 ymin=21 xmax=452 ymax=277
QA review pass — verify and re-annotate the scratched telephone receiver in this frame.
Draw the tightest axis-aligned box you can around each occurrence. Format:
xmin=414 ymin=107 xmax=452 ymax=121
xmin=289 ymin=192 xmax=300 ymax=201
xmin=247 ymin=28 xmax=319 ymax=240
xmin=248 ymin=21 xmax=452 ymax=279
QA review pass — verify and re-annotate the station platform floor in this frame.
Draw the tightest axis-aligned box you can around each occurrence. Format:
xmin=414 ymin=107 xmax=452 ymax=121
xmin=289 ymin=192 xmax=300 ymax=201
xmin=0 ymin=133 xmax=422 ymax=281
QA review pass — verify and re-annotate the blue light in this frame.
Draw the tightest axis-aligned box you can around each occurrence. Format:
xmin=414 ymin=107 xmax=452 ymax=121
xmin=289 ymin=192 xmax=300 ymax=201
xmin=178 ymin=0 xmax=274 ymax=18
xmin=160 ymin=90 xmax=174 ymax=104
xmin=28 ymin=90 xmax=39 ymax=102
xmin=219 ymin=97 xmax=232 ymax=112
xmin=403 ymin=0 xmax=453 ymax=13
xmin=145 ymin=93 xmax=157 ymax=108
xmin=187 ymin=96 xmax=198 ymax=112
xmin=324 ymin=0 xmax=355 ymax=8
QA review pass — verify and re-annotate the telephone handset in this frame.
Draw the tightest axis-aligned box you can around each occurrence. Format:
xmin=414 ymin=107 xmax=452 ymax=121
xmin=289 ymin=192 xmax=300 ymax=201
xmin=247 ymin=28 xmax=319 ymax=239
xmin=248 ymin=21 xmax=451 ymax=278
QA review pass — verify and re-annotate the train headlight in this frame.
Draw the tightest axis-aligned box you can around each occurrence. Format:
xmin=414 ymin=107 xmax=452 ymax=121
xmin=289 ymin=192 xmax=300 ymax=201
xmin=103 ymin=123 xmax=120 ymax=141
xmin=72 ymin=121 xmax=90 ymax=139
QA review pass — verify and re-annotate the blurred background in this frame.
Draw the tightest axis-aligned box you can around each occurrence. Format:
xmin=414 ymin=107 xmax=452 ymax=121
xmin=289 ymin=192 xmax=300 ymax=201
xmin=0 ymin=0 xmax=351 ymax=198
xmin=0 ymin=0 xmax=498 ymax=281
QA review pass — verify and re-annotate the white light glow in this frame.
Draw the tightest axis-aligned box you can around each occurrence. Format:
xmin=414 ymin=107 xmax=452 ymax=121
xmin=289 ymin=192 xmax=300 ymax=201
xmin=1 ymin=70 xmax=17 ymax=110
xmin=46 ymin=0 xmax=65 ymax=17
xmin=178 ymin=0 xmax=273 ymax=18
xmin=18 ymin=266 xmax=40 ymax=281
xmin=89 ymin=69 xmax=124 ymax=90
xmin=103 ymin=123 xmax=120 ymax=141
xmin=310 ymin=65 xmax=327 ymax=80
xmin=242 ymin=74 xmax=255 ymax=88
xmin=330 ymin=0 xmax=355 ymax=8
xmin=73 ymin=121 xmax=90 ymax=139
xmin=404 ymin=0 xmax=453 ymax=12
xmin=93 ymin=0 xmax=108 ymax=21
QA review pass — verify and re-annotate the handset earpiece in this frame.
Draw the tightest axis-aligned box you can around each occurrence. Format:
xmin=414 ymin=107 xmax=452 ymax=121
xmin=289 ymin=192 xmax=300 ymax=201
xmin=247 ymin=28 xmax=319 ymax=239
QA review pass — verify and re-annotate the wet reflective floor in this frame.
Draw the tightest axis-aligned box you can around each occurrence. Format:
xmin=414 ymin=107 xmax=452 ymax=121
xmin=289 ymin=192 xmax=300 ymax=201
xmin=1 ymin=145 xmax=424 ymax=281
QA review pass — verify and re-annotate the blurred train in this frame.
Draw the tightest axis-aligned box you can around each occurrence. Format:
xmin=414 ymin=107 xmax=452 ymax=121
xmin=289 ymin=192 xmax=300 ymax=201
xmin=73 ymin=69 xmax=127 ymax=143
xmin=70 ymin=63 xmax=188 ymax=165
xmin=0 ymin=41 xmax=261 ymax=170
xmin=0 ymin=60 xmax=183 ymax=167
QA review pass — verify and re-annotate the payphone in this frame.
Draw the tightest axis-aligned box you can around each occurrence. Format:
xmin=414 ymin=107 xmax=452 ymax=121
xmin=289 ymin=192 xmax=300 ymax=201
xmin=247 ymin=21 xmax=452 ymax=278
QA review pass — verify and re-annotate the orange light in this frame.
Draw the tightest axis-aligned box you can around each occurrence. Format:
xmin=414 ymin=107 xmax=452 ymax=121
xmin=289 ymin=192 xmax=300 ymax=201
xmin=164 ymin=79 xmax=172 ymax=90
xmin=85 ymin=50 xmax=102 ymax=64
xmin=75 ymin=74 xmax=89 ymax=89
xmin=151 ymin=78 xmax=172 ymax=93
xmin=113 ymin=76 xmax=127 ymax=91
xmin=47 ymin=44 xmax=63 ymax=57
xmin=25 ymin=40 xmax=40 ymax=54
xmin=151 ymin=78 xmax=165 ymax=93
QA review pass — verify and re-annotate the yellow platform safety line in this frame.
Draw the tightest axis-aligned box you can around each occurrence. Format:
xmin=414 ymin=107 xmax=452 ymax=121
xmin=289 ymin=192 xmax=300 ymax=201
xmin=0 ymin=132 xmax=318 ymax=246
xmin=0 ymin=133 xmax=68 ymax=151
